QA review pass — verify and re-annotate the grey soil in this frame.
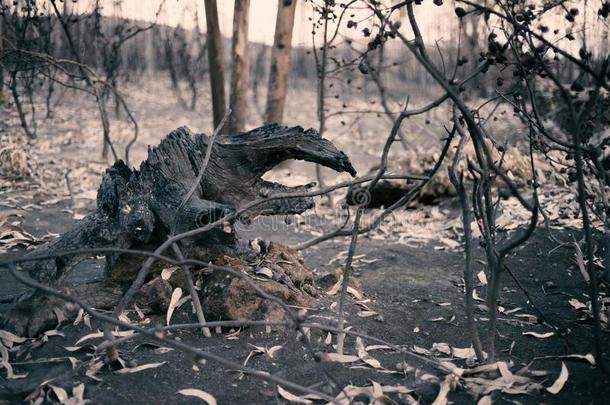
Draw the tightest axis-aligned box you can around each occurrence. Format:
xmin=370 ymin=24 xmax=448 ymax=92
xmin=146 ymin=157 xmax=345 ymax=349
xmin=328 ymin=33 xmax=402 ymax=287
xmin=1 ymin=199 xmax=609 ymax=404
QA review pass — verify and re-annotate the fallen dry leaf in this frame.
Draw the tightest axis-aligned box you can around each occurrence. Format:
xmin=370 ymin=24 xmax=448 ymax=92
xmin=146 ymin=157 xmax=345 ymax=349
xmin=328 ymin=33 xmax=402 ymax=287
xmin=256 ymin=267 xmax=274 ymax=278
xmin=477 ymin=271 xmax=488 ymax=285
xmin=522 ymin=331 xmax=554 ymax=339
xmin=497 ymin=362 xmax=514 ymax=385
xmin=319 ymin=353 xmax=360 ymax=363
xmin=432 ymin=342 xmax=452 ymax=355
xmin=153 ymin=347 xmax=174 ymax=355
xmin=327 ymin=384 xmax=395 ymax=405
xmin=347 ymin=286 xmax=363 ymax=300
xmin=248 ymin=344 xmax=283 ymax=360
xmin=359 ymin=258 xmax=380 ymax=264
xmin=116 ymin=362 xmax=166 ymax=374
xmin=381 ymin=384 xmax=413 ymax=394
xmin=365 ymin=344 xmax=392 ymax=351
xmin=44 ymin=329 xmax=65 ymax=339
xmin=75 ymin=330 xmax=134 ymax=346
xmin=161 ymin=267 xmax=178 ymax=280
xmin=277 ymin=386 xmax=312 ymax=404
xmin=0 ymin=330 xmax=27 ymax=346
xmin=412 ymin=345 xmax=431 ymax=355
xmin=568 ymin=298 xmax=587 ymax=310
xmin=355 ymin=337 xmax=382 ymax=369
xmin=85 ymin=360 xmax=104 ymax=381
xmin=0 ymin=344 xmax=28 ymax=379
xmin=49 ymin=385 xmax=69 ymax=402
xmin=546 ymin=362 xmax=568 ymax=394
xmin=472 ymin=289 xmax=485 ymax=302
xmin=356 ymin=310 xmax=378 ymax=318
xmin=177 ymin=388 xmax=217 ymax=404
xmin=166 ymin=287 xmax=183 ymax=325
xmin=514 ymin=313 xmax=538 ymax=322
xmin=504 ymin=307 xmax=522 ymax=315
xmin=73 ymin=309 xmax=85 ymax=326
xmin=452 ymin=346 xmax=482 ymax=360
xmin=326 ymin=278 xmax=342 ymax=296
xmin=0 ymin=218 xmax=45 ymax=251
xmin=432 ymin=373 xmax=460 ymax=405
xmin=462 ymin=362 xmax=501 ymax=376
xmin=68 ymin=383 xmax=86 ymax=405
xmin=326 ymin=276 xmax=363 ymax=300
xmin=573 ymin=241 xmax=590 ymax=283
xmin=267 ymin=345 xmax=283 ymax=359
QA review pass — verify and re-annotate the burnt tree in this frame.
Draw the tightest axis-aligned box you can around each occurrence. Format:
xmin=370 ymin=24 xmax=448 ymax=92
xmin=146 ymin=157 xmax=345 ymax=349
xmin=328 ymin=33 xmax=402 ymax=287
xmin=204 ymin=0 xmax=227 ymax=130
xmin=0 ymin=15 xmax=4 ymax=101
xmin=228 ymin=0 xmax=250 ymax=133
xmin=6 ymin=124 xmax=356 ymax=336
xmin=265 ymin=0 xmax=297 ymax=125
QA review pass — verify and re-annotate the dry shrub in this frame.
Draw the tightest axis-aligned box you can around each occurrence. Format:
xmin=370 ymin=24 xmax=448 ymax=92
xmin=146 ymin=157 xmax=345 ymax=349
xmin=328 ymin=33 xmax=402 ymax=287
xmin=534 ymin=85 xmax=610 ymax=141
xmin=365 ymin=139 xmax=567 ymax=205
xmin=0 ymin=136 xmax=37 ymax=180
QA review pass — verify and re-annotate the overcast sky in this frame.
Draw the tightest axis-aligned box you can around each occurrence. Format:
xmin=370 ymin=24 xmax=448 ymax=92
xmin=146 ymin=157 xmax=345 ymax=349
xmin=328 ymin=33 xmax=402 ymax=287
xmin=68 ymin=0 xmax=607 ymax=52
xmin=73 ymin=0 xmax=460 ymax=46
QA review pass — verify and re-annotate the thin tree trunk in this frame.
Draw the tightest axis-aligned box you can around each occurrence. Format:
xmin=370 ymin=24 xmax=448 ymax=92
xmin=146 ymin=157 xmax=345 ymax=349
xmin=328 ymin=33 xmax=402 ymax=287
xmin=164 ymin=32 xmax=188 ymax=109
xmin=10 ymin=72 xmax=36 ymax=139
xmin=228 ymin=0 xmax=250 ymax=133
xmin=251 ymin=45 xmax=267 ymax=119
xmin=265 ymin=0 xmax=297 ymax=124
xmin=63 ymin=0 xmax=71 ymax=18
xmin=464 ymin=3 xmax=487 ymax=99
xmin=315 ymin=9 xmax=329 ymax=201
xmin=370 ymin=46 xmax=409 ymax=150
xmin=203 ymin=0 xmax=227 ymax=132
xmin=0 ymin=19 xmax=4 ymax=101
xmin=46 ymin=78 xmax=54 ymax=119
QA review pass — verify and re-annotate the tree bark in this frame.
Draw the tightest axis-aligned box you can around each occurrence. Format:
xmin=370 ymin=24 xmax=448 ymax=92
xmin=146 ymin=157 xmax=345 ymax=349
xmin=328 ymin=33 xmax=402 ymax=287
xmin=203 ymin=0 xmax=227 ymax=131
xmin=265 ymin=0 xmax=297 ymax=125
xmin=0 ymin=18 xmax=4 ymax=100
xmin=228 ymin=0 xmax=250 ymax=133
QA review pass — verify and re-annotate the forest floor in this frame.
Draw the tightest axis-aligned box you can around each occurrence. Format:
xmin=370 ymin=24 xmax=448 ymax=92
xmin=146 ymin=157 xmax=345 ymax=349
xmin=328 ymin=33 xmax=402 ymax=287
xmin=0 ymin=200 xmax=608 ymax=404
xmin=1 ymin=76 xmax=609 ymax=403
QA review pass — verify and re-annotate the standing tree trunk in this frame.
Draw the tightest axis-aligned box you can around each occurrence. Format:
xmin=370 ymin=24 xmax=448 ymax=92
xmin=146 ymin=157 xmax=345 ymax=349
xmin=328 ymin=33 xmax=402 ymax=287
xmin=0 ymin=18 xmax=4 ymax=102
xmin=313 ymin=2 xmax=332 ymax=201
xmin=251 ymin=45 xmax=267 ymax=119
xmin=203 ymin=0 xmax=227 ymax=131
xmin=463 ymin=1 xmax=488 ymax=99
xmin=228 ymin=0 xmax=250 ymax=133
xmin=265 ymin=0 xmax=297 ymax=125
xmin=465 ymin=16 xmax=485 ymax=98
xmin=63 ymin=0 xmax=72 ymax=17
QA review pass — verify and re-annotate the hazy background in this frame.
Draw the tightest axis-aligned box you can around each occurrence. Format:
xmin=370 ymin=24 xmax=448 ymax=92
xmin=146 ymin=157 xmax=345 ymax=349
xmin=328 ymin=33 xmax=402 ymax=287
xmin=71 ymin=0 xmax=608 ymax=51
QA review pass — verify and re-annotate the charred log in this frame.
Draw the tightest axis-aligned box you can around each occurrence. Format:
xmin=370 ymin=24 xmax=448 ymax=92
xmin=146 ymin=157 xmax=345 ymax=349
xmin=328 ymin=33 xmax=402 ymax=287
xmin=6 ymin=124 xmax=356 ymax=336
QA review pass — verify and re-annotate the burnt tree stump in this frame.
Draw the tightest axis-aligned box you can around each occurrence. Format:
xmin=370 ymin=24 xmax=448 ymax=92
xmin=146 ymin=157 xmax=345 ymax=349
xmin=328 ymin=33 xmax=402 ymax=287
xmin=6 ymin=124 xmax=356 ymax=336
